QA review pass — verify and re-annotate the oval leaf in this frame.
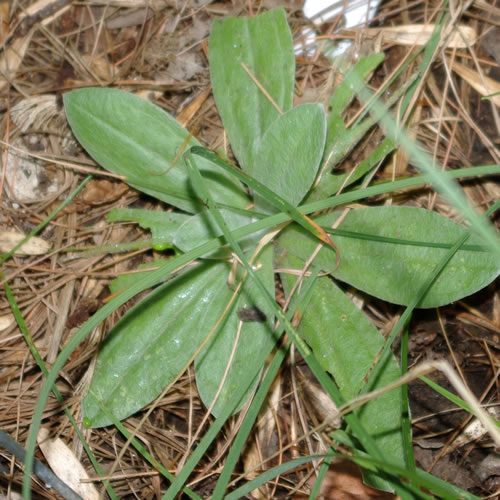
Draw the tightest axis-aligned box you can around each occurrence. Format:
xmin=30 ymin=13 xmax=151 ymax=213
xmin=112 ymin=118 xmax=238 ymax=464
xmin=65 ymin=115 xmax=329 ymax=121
xmin=195 ymin=245 xmax=277 ymax=416
xmin=84 ymin=250 xmax=278 ymax=427
xmin=64 ymin=88 xmax=249 ymax=214
xmin=252 ymin=103 xmax=326 ymax=210
xmin=275 ymin=246 xmax=404 ymax=490
xmin=209 ymin=8 xmax=295 ymax=174
xmin=278 ymin=206 xmax=499 ymax=308
xmin=83 ymin=262 xmax=226 ymax=427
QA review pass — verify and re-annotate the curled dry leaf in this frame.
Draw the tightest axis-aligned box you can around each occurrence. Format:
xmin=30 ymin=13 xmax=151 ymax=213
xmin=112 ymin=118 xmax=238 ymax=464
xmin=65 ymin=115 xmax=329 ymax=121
xmin=301 ymin=459 xmax=397 ymax=500
xmin=10 ymin=95 xmax=67 ymax=133
xmin=450 ymin=407 xmax=500 ymax=452
xmin=0 ymin=231 xmax=50 ymax=255
xmin=176 ymin=86 xmax=211 ymax=128
xmin=451 ymin=60 xmax=500 ymax=108
xmin=0 ymin=34 xmax=33 ymax=93
xmin=298 ymin=369 xmax=342 ymax=430
xmin=477 ymin=453 xmax=500 ymax=482
xmin=37 ymin=428 xmax=99 ymax=500
xmin=81 ymin=54 xmax=117 ymax=81
xmin=0 ymin=313 xmax=15 ymax=331
xmin=5 ymin=138 xmax=60 ymax=202
xmin=81 ymin=179 xmax=129 ymax=205
xmin=0 ymin=0 xmax=70 ymax=91
xmin=0 ymin=1 xmax=9 ymax=42
xmin=354 ymin=24 xmax=477 ymax=48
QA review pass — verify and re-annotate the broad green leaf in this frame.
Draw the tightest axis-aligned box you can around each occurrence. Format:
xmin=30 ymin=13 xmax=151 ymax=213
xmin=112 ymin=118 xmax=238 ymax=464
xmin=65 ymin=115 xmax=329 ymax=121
xmin=252 ymin=103 xmax=326 ymax=210
xmin=185 ymin=141 xmax=404 ymax=491
xmin=83 ymin=262 xmax=225 ymax=427
xmin=275 ymin=248 xmax=404 ymax=490
xmin=108 ymin=258 xmax=169 ymax=295
xmin=84 ymin=250 xmax=277 ymax=427
xmin=278 ymin=206 xmax=499 ymax=308
xmin=173 ymin=208 xmax=266 ymax=258
xmin=64 ymin=88 xmax=250 ymax=214
xmin=209 ymin=8 xmax=294 ymax=173
xmin=346 ymin=68 xmax=500 ymax=258
xmin=195 ymin=245 xmax=276 ymax=416
xmin=107 ymin=208 xmax=190 ymax=248
xmin=187 ymin=147 xmax=337 ymax=252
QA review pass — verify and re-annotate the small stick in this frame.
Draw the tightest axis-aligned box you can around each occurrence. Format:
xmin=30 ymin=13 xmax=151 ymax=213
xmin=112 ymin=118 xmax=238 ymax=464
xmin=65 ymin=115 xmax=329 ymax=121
xmin=0 ymin=429 xmax=83 ymax=500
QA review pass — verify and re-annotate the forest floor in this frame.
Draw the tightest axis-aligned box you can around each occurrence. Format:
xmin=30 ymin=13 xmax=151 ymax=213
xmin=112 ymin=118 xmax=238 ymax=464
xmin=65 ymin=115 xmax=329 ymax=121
xmin=0 ymin=0 xmax=499 ymax=498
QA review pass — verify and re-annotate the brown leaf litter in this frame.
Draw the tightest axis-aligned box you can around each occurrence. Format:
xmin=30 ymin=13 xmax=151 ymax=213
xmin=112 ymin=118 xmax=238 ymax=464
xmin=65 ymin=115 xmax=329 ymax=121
xmin=0 ymin=0 xmax=498 ymax=498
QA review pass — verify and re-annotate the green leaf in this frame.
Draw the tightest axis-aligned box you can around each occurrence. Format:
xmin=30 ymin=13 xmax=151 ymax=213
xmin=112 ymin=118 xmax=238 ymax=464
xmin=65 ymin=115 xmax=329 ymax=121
xmin=314 ymin=137 xmax=396 ymax=200
xmin=278 ymin=206 xmax=500 ymax=308
xmin=83 ymin=262 xmax=227 ymax=427
xmin=108 ymin=258 xmax=169 ymax=295
xmin=346 ymin=68 xmax=500 ymax=258
xmin=84 ymin=251 xmax=278 ymax=427
xmin=313 ymin=53 xmax=385 ymax=193
xmin=275 ymin=246 xmax=404 ymax=490
xmin=186 ymin=141 xmax=405 ymax=491
xmin=329 ymin=53 xmax=385 ymax=118
xmin=187 ymin=147 xmax=338 ymax=253
xmin=252 ymin=103 xmax=326 ymax=210
xmin=64 ymin=88 xmax=249 ymax=214
xmin=173 ymin=208 xmax=266 ymax=258
xmin=209 ymin=8 xmax=294 ymax=173
xmin=195 ymin=245 xmax=277 ymax=416
xmin=107 ymin=208 xmax=190 ymax=247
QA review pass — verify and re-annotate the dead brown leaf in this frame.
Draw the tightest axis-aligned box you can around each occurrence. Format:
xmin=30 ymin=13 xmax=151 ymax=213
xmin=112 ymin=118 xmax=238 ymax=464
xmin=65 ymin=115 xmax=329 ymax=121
xmin=80 ymin=179 xmax=129 ymax=205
